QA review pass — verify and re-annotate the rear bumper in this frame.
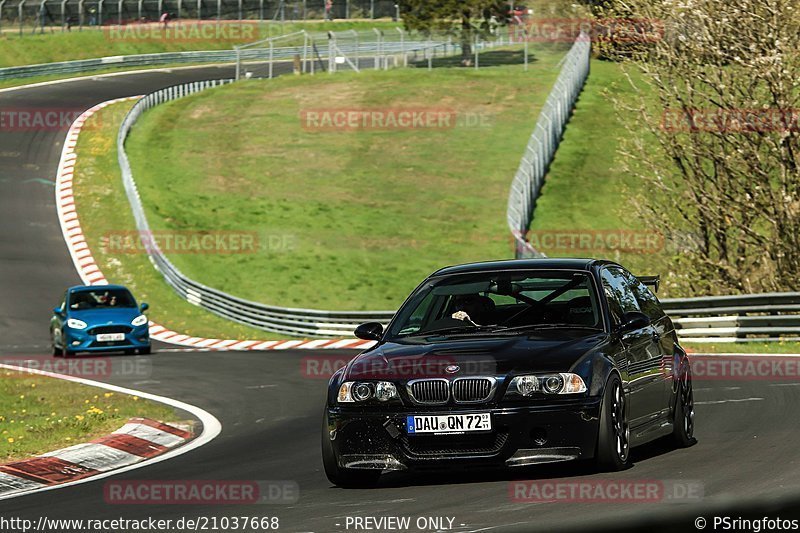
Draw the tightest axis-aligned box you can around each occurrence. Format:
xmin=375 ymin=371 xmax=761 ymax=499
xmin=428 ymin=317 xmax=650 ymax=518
xmin=326 ymin=399 xmax=602 ymax=471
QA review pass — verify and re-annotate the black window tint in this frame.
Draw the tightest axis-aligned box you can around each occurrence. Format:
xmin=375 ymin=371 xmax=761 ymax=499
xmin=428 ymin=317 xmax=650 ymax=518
xmin=618 ymin=269 xmax=665 ymax=321
xmin=601 ymin=268 xmax=641 ymax=324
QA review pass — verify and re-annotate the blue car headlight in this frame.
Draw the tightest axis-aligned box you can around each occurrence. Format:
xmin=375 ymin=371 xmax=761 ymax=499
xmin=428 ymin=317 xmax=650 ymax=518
xmin=131 ymin=315 xmax=148 ymax=327
xmin=66 ymin=318 xmax=88 ymax=330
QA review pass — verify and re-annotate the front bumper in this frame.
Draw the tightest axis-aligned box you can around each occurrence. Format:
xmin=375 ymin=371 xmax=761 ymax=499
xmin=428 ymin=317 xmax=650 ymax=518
xmin=63 ymin=324 xmax=150 ymax=353
xmin=326 ymin=399 xmax=602 ymax=471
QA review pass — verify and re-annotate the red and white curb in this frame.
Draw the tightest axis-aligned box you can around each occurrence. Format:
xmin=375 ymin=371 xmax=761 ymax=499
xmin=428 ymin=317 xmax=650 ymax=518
xmin=0 ymin=363 xmax=221 ymax=501
xmin=0 ymin=418 xmax=191 ymax=498
xmin=55 ymin=98 xmax=376 ymax=352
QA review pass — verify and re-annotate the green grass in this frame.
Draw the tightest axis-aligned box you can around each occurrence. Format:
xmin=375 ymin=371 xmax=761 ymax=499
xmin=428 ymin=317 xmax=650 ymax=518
xmin=0 ymin=371 xmax=175 ymax=462
xmin=528 ymin=59 xmax=674 ymax=284
xmin=0 ymin=20 xmax=400 ymax=68
xmin=73 ymin=100 xmax=291 ymax=340
xmin=125 ymin=52 xmax=566 ymax=310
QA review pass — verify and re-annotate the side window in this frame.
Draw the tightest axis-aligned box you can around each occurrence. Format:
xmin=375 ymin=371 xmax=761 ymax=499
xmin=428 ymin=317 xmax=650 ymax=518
xmin=618 ymin=269 xmax=665 ymax=321
xmin=601 ymin=268 xmax=641 ymax=324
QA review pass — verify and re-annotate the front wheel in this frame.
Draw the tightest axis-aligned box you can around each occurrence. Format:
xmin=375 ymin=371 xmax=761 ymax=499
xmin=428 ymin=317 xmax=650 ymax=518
xmin=594 ymin=374 xmax=630 ymax=471
xmin=321 ymin=411 xmax=381 ymax=488
xmin=671 ymin=363 xmax=695 ymax=447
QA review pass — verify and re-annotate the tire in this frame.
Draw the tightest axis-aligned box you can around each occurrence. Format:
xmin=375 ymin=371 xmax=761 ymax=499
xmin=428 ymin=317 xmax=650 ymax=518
xmin=138 ymin=346 xmax=152 ymax=355
xmin=123 ymin=349 xmax=136 ymax=355
xmin=63 ymin=349 xmax=75 ymax=358
xmin=671 ymin=363 xmax=695 ymax=447
xmin=52 ymin=345 xmax=63 ymax=357
xmin=321 ymin=410 xmax=381 ymax=488
xmin=594 ymin=373 xmax=631 ymax=471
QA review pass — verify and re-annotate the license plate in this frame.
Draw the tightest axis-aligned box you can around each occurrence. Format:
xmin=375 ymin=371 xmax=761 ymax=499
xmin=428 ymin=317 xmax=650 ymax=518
xmin=96 ymin=333 xmax=125 ymax=342
xmin=406 ymin=413 xmax=491 ymax=435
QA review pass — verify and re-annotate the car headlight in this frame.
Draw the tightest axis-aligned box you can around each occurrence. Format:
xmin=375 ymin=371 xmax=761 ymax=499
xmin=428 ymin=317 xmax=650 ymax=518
xmin=506 ymin=373 xmax=587 ymax=397
xmin=66 ymin=318 xmax=88 ymax=330
xmin=131 ymin=315 xmax=148 ymax=327
xmin=338 ymin=381 xmax=398 ymax=403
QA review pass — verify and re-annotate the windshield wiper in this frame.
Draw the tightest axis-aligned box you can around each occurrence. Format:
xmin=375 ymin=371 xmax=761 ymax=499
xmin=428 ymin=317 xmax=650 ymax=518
xmin=493 ymin=323 xmax=603 ymax=332
xmin=412 ymin=324 xmax=497 ymax=337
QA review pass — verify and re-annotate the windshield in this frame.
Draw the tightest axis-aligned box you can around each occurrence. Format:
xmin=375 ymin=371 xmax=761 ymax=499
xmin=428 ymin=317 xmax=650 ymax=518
xmin=387 ymin=270 xmax=603 ymax=338
xmin=68 ymin=288 xmax=137 ymax=310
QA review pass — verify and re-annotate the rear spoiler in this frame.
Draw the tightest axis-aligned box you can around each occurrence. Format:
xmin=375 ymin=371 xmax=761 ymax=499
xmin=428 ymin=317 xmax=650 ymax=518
xmin=637 ymin=275 xmax=660 ymax=293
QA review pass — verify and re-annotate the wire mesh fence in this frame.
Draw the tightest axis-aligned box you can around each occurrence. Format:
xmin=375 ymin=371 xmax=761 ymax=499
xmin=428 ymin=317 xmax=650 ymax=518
xmin=507 ymin=31 xmax=591 ymax=258
xmin=0 ymin=0 xmax=402 ymax=34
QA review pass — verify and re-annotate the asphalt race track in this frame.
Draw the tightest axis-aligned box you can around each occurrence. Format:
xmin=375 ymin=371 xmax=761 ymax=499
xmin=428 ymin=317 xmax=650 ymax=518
xmin=2 ymin=63 xmax=800 ymax=532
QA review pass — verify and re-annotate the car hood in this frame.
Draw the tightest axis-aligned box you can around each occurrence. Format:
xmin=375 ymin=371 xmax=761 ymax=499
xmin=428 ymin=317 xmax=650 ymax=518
xmin=343 ymin=329 xmax=610 ymax=380
xmin=68 ymin=307 xmax=141 ymax=325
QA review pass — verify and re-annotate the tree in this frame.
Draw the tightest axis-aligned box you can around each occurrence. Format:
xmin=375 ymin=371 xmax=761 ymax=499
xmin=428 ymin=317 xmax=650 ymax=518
xmin=600 ymin=0 xmax=800 ymax=295
xmin=399 ymin=0 xmax=506 ymax=65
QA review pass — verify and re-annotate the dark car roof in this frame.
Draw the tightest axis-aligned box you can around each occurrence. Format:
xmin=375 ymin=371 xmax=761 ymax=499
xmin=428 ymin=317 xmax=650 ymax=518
xmin=68 ymin=284 xmax=131 ymax=292
xmin=430 ymin=258 xmax=611 ymax=277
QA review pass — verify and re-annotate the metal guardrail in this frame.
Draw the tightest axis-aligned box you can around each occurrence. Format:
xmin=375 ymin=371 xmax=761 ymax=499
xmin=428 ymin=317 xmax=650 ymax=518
xmin=662 ymin=293 xmax=800 ymax=343
xmin=0 ymin=38 xmax=437 ymax=80
xmin=507 ymin=32 xmax=591 ymax=258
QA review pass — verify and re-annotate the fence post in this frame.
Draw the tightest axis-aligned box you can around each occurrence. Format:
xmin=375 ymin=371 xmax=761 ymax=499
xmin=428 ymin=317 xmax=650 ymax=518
xmin=351 ymin=29 xmax=359 ymax=70
xmin=302 ymin=30 xmax=308 ymax=73
xmin=18 ymin=0 xmax=24 ymax=36
xmin=373 ymin=27 xmax=381 ymax=70
xmin=269 ymin=39 xmax=274 ymax=78
xmin=328 ymin=31 xmax=335 ymax=73
xmin=235 ymin=45 xmax=241 ymax=80
xmin=474 ymin=33 xmax=479 ymax=69
xmin=396 ymin=27 xmax=405 ymax=66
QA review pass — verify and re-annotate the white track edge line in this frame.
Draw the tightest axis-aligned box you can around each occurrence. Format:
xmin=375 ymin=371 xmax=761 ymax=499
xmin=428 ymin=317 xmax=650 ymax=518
xmin=0 ymin=363 xmax=222 ymax=501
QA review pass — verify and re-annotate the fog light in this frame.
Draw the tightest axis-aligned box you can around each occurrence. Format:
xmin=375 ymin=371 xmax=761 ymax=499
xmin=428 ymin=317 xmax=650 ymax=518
xmin=71 ymin=341 xmax=80 ymax=346
xmin=374 ymin=381 xmax=397 ymax=402
xmin=515 ymin=375 xmax=538 ymax=396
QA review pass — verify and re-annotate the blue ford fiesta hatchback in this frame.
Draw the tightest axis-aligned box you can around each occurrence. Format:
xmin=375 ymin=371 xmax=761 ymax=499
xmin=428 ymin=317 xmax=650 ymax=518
xmin=50 ymin=285 xmax=151 ymax=357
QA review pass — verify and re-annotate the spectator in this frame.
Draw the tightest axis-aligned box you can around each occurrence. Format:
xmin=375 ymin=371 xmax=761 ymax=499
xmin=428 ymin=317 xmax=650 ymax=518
xmin=324 ymin=0 xmax=333 ymax=21
xmin=160 ymin=11 xmax=169 ymax=28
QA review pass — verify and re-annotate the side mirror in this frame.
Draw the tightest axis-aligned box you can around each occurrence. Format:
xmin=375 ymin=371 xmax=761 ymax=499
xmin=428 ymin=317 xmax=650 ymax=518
xmin=618 ymin=311 xmax=650 ymax=334
xmin=53 ymin=306 xmax=62 ymax=315
xmin=354 ymin=322 xmax=383 ymax=341
xmin=140 ymin=302 xmax=149 ymax=312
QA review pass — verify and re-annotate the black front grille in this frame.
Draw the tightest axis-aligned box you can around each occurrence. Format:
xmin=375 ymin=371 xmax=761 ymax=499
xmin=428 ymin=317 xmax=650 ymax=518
xmin=401 ymin=432 xmax=508 ymax=458
xmin=88 ymin=325 xmax=132 ymax=335
xmin=408 ymin=380 xmax=449 ymax=404
xmin=452 ymin=378 xmax=494 ymax=403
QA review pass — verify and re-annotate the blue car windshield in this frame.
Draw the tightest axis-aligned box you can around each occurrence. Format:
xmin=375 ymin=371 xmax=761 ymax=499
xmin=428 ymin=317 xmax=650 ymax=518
xmin=69 ymin=289 xmax=136 ymax=310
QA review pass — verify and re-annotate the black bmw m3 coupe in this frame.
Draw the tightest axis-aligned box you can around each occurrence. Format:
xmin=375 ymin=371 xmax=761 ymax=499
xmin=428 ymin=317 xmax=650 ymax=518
xmin=322 ymin=259 xmax=695 ymax=487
